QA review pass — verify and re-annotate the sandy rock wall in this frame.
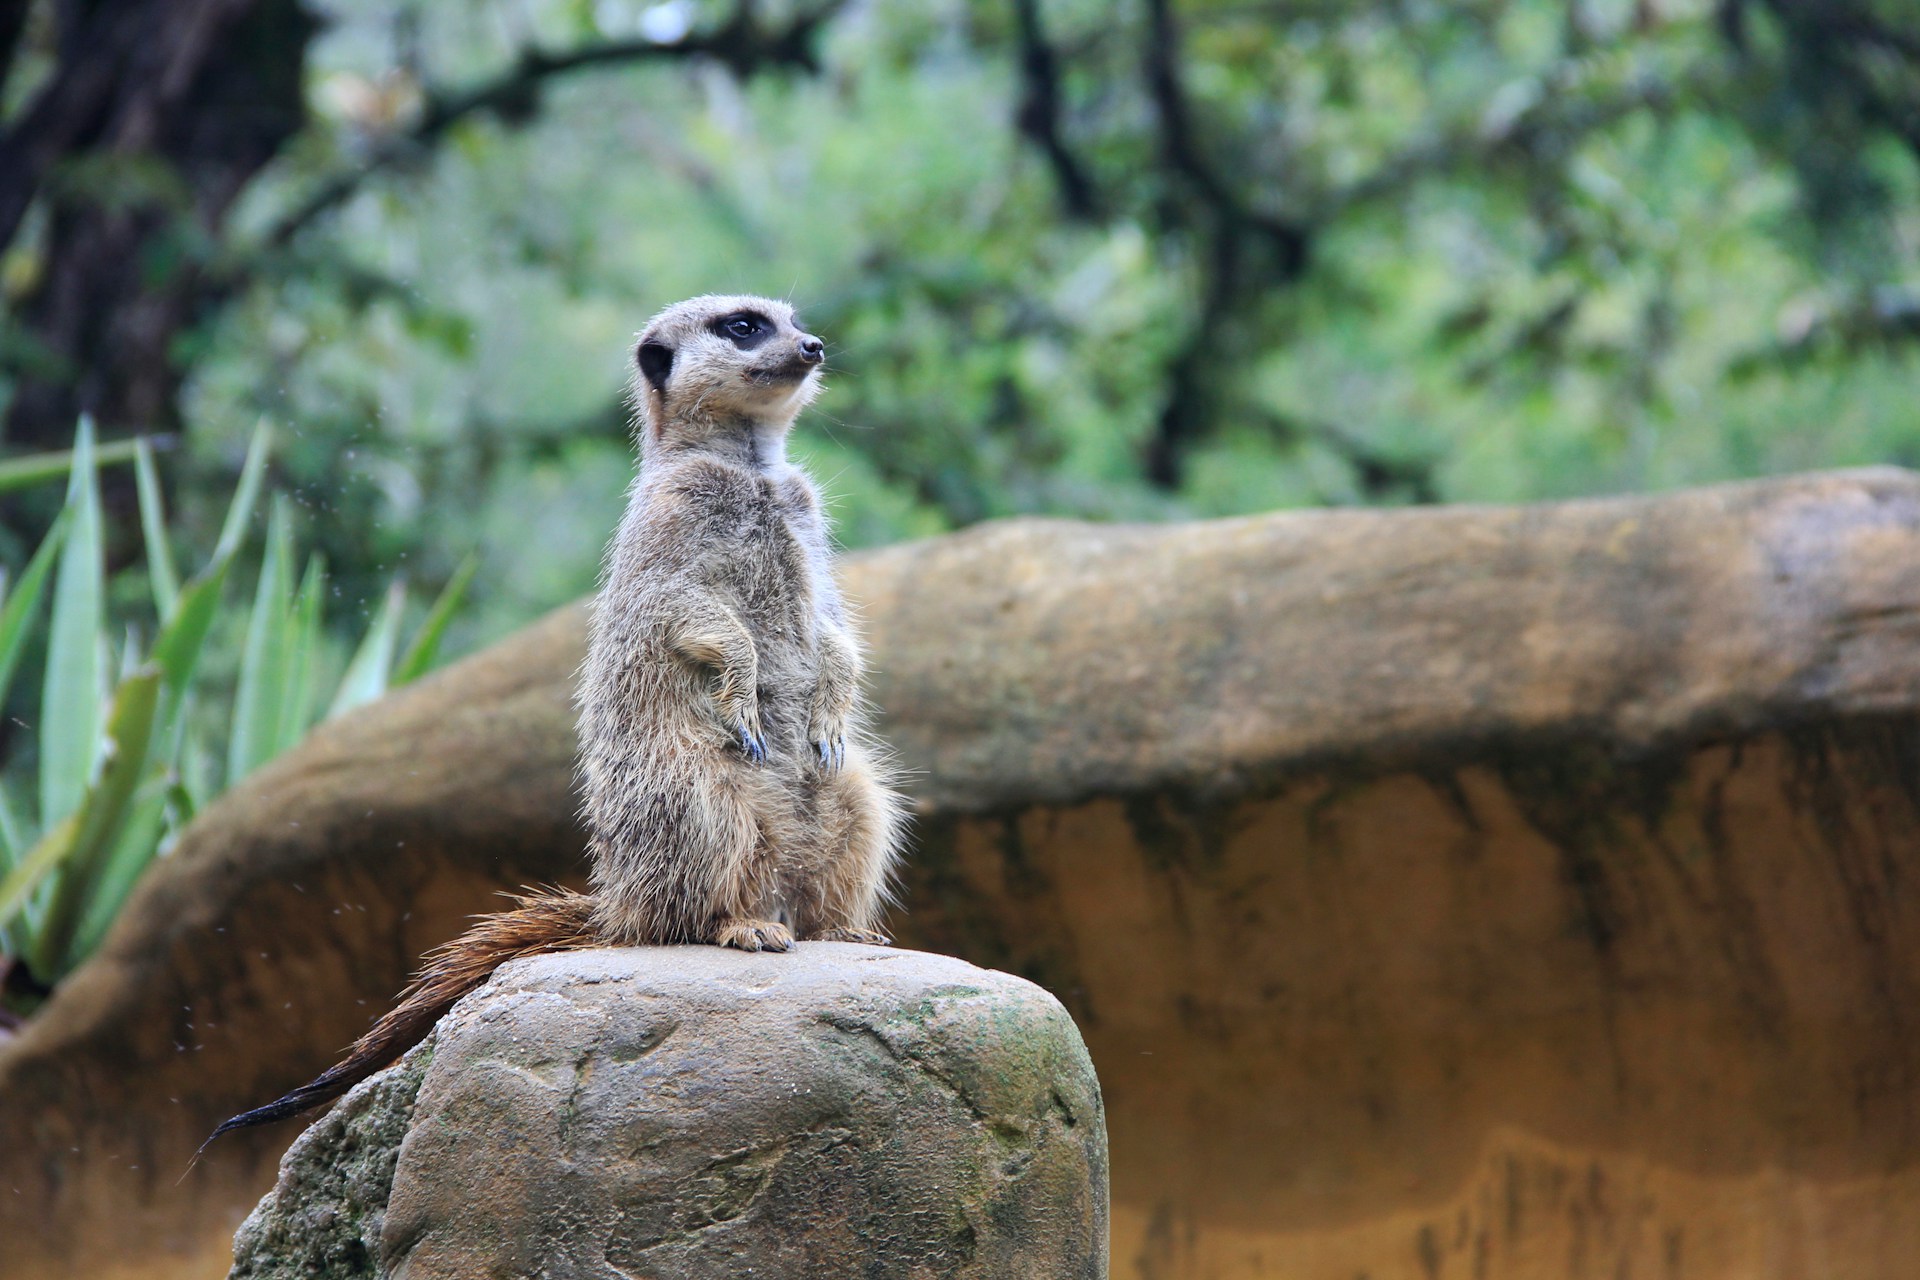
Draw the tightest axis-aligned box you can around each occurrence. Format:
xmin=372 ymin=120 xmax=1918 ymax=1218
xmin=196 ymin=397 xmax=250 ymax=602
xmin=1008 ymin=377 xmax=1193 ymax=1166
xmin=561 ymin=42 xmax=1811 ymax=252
xmin=3 ymin=468 xmax=1918 ymax=1279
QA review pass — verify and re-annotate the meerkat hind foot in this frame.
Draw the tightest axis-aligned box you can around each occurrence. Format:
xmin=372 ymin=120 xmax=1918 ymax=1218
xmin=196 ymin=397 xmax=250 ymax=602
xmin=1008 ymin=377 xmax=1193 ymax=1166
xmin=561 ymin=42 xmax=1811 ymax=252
xmin=714 ymin=917 xmax=795 ymax=952
xmin=810 ymin=926 xmax=892 ymax=946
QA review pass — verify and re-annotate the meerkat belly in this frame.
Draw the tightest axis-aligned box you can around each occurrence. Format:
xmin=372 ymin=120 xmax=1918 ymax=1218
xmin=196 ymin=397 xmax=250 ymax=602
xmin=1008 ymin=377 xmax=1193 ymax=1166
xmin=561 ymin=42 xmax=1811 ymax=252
xmin=732 ymin=513 xmax=825 ymax=754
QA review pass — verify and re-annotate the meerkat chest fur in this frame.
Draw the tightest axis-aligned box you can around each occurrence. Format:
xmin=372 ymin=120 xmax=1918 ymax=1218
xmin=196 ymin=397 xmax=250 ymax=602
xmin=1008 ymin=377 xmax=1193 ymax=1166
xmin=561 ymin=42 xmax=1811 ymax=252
xmin=609 ymin=457 xmax=837 ymax=745
xmin=577 ymin=293 xmax=905 ymax=953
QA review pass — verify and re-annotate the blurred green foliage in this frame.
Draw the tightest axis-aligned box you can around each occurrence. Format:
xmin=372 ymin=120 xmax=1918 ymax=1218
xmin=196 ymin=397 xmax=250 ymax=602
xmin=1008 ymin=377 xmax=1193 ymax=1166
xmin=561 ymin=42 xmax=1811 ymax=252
xmin=0 ymin=422 xmax=470 ymax=1002
xmin=145 ymin=0 xmax=1917 ymax=650
xmin=1 ymin=0 xmax=1917 ymax=691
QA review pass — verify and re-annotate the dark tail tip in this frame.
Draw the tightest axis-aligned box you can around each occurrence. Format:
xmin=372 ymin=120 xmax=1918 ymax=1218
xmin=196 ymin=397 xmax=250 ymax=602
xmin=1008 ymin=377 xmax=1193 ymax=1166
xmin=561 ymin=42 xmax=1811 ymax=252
xmin=201 ymin=1066 xmax=362 ymax=1150
xmin=211 ymin=1091 xmax=328 ymax=1138
xmin=185 ymin=1078 xmax=350 ymax=1181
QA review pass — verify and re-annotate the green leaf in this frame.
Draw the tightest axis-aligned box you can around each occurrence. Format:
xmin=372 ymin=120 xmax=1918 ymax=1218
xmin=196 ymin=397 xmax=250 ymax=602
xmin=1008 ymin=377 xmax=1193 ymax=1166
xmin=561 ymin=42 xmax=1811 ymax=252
xmin=328 ymin=577 xmax=407 ymax=720
xmin=393 ymin=554 xmax=478 ymax=685
xmin=151 ymin=555 xmax=234 ymax=697
xmin=0 ymin=510 xmax=68 ymax=711
xmin=69 ymin=774 xmax=171 ymax=963
xmin=39 ymin=418 xmax=105 ymax=828
xmin=0 ymin=777 xmax=23 ymax=969
xmin=134 ymin=436 xmax=180 ymax=619
xmin=0 ymin=436 xmax=146 ymax=494
xmin=227 ymin=497 xmax=295 ymax=786
xmin=116 ymin=624 xmax=144 ymax=684
xmin=214 ymin=420 xmax=272 ymax=564
xmin=175 ymin=722 xmax=214 ymax=818
xmin=0 ymin=814 xmax=77 ymax=937
xmin=277 ymin=553 xmax=327 ymax=754
xmin=28 ymin=666 xmax=164 ymax=977
xmin=145 ymin=560 xmax=234 ymax=821
xmin=0 ymin=780 xmax=22 ymax=871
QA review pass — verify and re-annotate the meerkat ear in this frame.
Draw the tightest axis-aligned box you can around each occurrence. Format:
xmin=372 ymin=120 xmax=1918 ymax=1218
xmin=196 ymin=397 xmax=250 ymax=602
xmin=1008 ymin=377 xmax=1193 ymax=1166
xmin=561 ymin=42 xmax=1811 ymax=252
xmin=636 ymin=340 xmax=674 ymax=393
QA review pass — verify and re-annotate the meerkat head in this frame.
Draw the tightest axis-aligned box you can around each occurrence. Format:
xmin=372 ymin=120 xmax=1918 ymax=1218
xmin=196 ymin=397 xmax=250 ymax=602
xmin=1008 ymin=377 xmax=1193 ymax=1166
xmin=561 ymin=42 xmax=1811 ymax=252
xmin=631 ymin=294 xmax=826 ymax=455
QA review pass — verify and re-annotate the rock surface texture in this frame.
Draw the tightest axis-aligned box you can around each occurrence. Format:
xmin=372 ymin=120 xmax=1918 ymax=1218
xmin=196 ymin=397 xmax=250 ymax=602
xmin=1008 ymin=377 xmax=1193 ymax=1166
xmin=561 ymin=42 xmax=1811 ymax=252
xmin=228 ymin=946 xmax=1107 ymax=1280
xmin=5 ymin=468 xmax=1920 ymax=1279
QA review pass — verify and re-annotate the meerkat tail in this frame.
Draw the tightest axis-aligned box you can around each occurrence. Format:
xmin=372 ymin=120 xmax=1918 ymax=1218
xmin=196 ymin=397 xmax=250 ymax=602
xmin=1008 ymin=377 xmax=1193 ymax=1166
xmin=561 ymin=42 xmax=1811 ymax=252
xmin=205 ymin=888 xmax=599 ymax=1140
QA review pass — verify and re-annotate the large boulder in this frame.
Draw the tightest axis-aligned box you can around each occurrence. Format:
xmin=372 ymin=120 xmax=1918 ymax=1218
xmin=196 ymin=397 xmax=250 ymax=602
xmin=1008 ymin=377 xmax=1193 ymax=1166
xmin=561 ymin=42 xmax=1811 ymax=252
xmin=5 ymin=468 xmax=1920 ymax=1279
xmin=230 ymin=946 xmax=1107 ymax=1279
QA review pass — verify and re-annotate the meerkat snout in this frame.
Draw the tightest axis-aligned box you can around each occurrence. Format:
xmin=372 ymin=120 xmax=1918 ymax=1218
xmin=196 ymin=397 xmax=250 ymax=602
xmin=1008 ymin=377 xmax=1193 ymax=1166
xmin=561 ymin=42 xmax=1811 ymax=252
xmin=798 ymin=335 xmax=824 ymax=363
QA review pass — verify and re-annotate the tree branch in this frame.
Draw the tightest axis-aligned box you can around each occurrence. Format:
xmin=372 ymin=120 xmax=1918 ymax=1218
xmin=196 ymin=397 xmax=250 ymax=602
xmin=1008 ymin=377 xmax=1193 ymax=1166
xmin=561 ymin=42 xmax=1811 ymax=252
xmin=1138 ymin=0 xmax=1312 ymax=489
xmin=1261 ymin=409 xmax=1441 ymax=505
xmin=1011 ymin=0 xmax=1098 ymax=220
xmin=1736 ymin=0 xmax=1920 ymax=161
xmin=0 ymin=0 xmax=263 ymax=256
xmin=1142 ymin=0 xmax=1308 ymax=273
xmin=1726 ymin=286 xmax=1920 ymax=378
xmin=256 ymin=2 xmax=842 ymax=253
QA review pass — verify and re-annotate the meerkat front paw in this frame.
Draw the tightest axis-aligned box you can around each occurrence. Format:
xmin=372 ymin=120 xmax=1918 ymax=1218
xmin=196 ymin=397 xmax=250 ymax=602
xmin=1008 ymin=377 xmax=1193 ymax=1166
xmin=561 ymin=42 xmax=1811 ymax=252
xmin=720 ymin=696 xmax=768 ymax=763
xmin=714 ymin=917 xmax=795 ymax=952
xmin=712 ymin=674 xmax=767 ymax=764
xmin=810 ymin=926 xmax=892 ymax=946
xmin=814 ymin=733 xmax=847 ymax=771
xmin=808 ymin=709 xmax=848 ymax=771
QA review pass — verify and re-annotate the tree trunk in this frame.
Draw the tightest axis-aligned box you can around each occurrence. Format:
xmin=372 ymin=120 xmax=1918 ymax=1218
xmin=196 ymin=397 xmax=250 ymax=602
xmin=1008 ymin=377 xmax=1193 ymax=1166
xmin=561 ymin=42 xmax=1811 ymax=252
xmin=0 ymin=0 xmax=314 ymax=449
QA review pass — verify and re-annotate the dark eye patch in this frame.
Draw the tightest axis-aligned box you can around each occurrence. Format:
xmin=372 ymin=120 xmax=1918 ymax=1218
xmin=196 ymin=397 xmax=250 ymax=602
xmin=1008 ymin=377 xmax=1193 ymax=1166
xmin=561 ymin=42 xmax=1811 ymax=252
xmin=709 ymin=310 xmax=774 ymax=351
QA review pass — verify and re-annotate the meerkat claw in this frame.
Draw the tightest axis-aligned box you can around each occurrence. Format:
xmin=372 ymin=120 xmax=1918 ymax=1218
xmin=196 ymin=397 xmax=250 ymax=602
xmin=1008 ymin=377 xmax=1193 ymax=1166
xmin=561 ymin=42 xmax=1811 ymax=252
xmin=715 ymin=918 xmax=795 ymax=952
xmin=737 ymin=726 xmax=768 ymax=763
xmin=816 ymin=736 xmax=847 ymax=770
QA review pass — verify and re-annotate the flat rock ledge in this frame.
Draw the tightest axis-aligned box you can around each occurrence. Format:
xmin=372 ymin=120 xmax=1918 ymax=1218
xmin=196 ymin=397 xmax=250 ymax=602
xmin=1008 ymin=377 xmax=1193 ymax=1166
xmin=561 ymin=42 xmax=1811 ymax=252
xmin=230 ymin=944 xmax=1108 ymax=1279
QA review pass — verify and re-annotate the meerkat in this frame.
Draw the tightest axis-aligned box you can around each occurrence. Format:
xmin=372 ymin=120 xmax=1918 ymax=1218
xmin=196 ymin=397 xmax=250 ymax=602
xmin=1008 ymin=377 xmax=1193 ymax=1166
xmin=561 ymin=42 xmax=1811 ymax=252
xmin=209 ymin=295 xmax=906 ymax=1138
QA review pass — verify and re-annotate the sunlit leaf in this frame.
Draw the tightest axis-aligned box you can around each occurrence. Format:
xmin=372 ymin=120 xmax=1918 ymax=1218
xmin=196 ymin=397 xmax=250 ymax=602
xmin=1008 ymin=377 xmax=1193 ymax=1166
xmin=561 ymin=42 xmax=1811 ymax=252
xmin=39 ymin=418 xmax=105 ymax=828
xmin=0 ymin=436 xmax=145 ymax=494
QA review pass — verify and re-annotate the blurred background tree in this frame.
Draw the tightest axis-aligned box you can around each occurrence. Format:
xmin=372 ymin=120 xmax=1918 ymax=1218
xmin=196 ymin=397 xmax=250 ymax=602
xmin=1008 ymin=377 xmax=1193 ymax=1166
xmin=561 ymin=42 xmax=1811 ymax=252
xmin=1 ymin=0 xmax=1917 ymax=649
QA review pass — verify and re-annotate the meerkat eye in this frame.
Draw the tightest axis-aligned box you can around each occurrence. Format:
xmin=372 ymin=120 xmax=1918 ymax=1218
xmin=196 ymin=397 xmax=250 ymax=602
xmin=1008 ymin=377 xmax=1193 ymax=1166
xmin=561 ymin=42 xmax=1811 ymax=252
xmin=710 ymin=311 xmax=775 ymax=351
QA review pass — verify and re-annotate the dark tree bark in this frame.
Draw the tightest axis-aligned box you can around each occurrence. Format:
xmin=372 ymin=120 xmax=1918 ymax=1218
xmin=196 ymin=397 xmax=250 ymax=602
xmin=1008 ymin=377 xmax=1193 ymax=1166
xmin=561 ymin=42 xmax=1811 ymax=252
xmin=0 ymin=0 xmax=837 ymax=454
xmin=0 ymin=0 xmax=314 ymax=449
xmin=1138 ymin=0 xmax=1310 ymax=490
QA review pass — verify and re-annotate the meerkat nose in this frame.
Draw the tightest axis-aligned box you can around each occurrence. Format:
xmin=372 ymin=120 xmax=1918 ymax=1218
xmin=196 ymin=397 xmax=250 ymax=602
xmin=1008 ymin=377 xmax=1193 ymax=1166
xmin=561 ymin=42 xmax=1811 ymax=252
xmin=797 ymin=336 xmax=825 ymax=363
